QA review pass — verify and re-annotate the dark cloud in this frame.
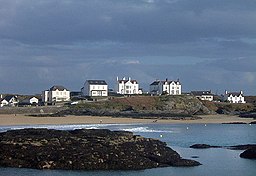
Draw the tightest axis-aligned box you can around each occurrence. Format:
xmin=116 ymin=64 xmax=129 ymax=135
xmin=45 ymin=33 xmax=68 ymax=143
xmin=0 ymin=0 xmax=255 ymax=94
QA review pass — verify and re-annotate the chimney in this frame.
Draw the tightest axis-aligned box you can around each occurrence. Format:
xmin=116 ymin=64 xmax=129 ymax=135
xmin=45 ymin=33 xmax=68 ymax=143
xmin=128 ymin=77 xmax=131 ymax=81
xmin=0 ymin=94 xmax=2 ymax=99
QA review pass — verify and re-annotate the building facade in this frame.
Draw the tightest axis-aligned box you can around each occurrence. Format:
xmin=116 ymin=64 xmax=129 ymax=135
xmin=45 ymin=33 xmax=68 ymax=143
xmin=150 ymin=79 xmax=181 ymax=95
xmin=116 ymin=77 xmax=141 ymax=95
xmin=191 ymin=91 xmax=214 ymax=101
xmin=81 ymin=80 xmax=108 ymax=97
xmin=0 ymin=95 xmax=19 ymax=107
xmin=42 ymin=85 xmax=70 ymax=103
xmin=222 ymin=90 xmax=246 ymax=103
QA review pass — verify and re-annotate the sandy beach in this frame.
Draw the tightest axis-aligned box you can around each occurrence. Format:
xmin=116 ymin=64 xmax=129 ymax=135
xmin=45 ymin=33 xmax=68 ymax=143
xmin=0 ymin=114 xmax=255 ymax=126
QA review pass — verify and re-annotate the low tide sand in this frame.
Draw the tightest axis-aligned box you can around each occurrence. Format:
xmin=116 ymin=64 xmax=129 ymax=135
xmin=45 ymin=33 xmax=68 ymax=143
xmin=0 ymin=114 xmax=254 ymax=126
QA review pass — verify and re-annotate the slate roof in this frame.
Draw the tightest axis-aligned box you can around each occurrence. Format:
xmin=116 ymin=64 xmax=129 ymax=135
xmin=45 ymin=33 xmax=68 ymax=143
xmin=87 ymin=80 xmax=108 ymax=85
xmin=227 ymin=92 xmax=243 ymax=97
xmin=49 ymin=85 xmax=69 ymax=91
xmin=150 ymin=81 xmax=161 ymax=85
xmin=191 ymin=91 xmax=213 ymax=96
xmin=2 ymin=95 xmax=17 ymax=102
xmin=118 ymin=80 xmax=138 ymax=84
xmin=150 ymin=79 xmax=180 ymax=85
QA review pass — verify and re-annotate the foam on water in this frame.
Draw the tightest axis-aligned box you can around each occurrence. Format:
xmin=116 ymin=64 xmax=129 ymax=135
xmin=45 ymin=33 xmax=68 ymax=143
xmin=120 ymin=126 xmax=173 ymax=133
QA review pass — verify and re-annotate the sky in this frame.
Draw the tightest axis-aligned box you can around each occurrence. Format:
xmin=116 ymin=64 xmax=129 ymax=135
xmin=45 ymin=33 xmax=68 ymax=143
xmin=0 ymin=0 xmax=256 ymax=95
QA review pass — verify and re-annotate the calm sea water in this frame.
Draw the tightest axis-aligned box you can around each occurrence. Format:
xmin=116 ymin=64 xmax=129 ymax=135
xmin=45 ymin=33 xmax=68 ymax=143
xmin=0 ymin=123 xmax=255 ymax=176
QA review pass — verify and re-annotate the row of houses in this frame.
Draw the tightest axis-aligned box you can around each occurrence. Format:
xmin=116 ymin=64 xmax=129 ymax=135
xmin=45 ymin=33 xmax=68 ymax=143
xmin=0 ymin=77 xmax=246 ymax=107
xmin=0 ymin=94 xmax=40 ymax=107
xmin=190 ymin=90 xmax=246 ymax=103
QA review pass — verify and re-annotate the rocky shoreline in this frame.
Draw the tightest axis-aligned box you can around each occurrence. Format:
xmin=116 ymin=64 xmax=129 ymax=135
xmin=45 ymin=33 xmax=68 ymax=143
xmin=190 ymin=144 xmax=256 ymax=159
xmin=0 ymin=129 xmax=201 ymax=170
xmin=28 ymin=108 xmax=200 ymax=120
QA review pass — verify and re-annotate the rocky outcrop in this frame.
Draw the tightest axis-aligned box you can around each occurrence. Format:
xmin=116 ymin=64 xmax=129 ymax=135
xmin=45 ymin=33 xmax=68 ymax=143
xmin=190 ymin=144 xmax=219 ymax=149
xmin=190 ymin=143 xmax=256 ymax=160
xmin=240 ymin=148 xmax=256 ymax=159
xmin=190 ymin=144 xmax=256 ymax=150
xmin=0 ymin=129 xmax=201 ymax=170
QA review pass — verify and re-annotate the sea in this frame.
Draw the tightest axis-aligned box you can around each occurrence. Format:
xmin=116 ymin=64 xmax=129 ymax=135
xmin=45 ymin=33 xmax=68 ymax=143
xmin=0 ymin=123 xmax=255 ymax=176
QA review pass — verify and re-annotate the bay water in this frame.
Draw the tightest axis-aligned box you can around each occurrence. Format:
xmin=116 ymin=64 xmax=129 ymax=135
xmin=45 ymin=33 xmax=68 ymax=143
xmin=0 ymin=123 xmax=255 ymax=176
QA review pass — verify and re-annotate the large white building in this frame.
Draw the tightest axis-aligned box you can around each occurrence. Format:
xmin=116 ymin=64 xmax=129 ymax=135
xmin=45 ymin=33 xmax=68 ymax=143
xmin=81 ymin=80 xmax=108 ymax=97
xmin=42 ymin=85 xmax=70 ymax=103
xmin=150 ymin=79 xmax=181 ymax=95
xmin=116 ymin=77 xmax=141 ymax=95
xmin=222 ymin=90 xmax=246 ymax=103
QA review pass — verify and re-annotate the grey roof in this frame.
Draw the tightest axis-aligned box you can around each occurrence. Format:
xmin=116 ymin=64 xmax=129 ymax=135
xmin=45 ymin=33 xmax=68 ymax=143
xmin=50 ymin=85 xmax=69 ymax=91
xmin=2 ymin=95 xmax=17 ymax=102
xmin=87 ymin=80 xmax=107 ymax=85
xmin=118 ymin=80 xmax=137 ymax=84
xmin=191 ymin=91 xmax=213 ymax=96
xmin=150 ymin=79 xmax=180 ymax=85
xmin=150 ymin=81 xmax=161 ymax=85
xmin=227 ymin=92 xmax=242 ymax=96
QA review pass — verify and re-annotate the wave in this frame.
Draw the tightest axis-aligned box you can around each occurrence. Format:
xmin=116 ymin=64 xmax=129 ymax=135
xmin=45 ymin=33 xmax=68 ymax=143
xmin=120 ymin=127 xmax=173 ymax=133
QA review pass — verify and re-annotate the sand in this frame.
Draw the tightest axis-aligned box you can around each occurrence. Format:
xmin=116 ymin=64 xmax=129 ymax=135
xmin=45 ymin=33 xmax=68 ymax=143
xmin=0 ymin=114 xmax=255 ymax=126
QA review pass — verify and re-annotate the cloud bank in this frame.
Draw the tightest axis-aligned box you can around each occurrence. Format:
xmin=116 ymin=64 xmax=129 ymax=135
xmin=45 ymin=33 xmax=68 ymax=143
xmin=0 ymin=0 xmax=255 ymax=95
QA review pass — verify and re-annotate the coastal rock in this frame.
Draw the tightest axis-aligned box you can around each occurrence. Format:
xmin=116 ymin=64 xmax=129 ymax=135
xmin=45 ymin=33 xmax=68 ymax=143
xmin=0 ymin=128 xmax=201 ymax=170
xmin=190 ymin=144 xmax=256 ymax=150
xmin=222 ymin=122 xmax=247 ymax=124
xmin=190 ymin=144 xmax=219 ymax=149
xmin=240 ymin=148 xmax=256 ymax=159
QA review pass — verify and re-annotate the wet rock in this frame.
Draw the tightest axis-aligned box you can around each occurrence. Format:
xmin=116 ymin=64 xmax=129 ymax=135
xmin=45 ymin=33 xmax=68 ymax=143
xmin=190 ymin=144 xmax=256 ymax=150
xmin=190 ymin=144 xmax=219 ymax=149
xmin=222 ymin=122 xmax=247 ymax=124
xmin=0 ymin=128 xmax=201 ymax=170
xmin=240 ymin=148 xmax=256 ymax=159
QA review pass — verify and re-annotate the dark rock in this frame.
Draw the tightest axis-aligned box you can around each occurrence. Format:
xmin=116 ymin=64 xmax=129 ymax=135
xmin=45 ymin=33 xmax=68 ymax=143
xmin=191 ymin=156 xmax=199 ymax=158
xmin=0 ymin=128 xmax=201 ymax=170
xmin=190 ymin=144 xmax=219 ymax=149
xmin=227 ymin=144 xmax=256 ymax=150
xmin=222 ymin=122 xmax=247 ymax=124
xmin=190 ymin=144 xmax=256 ymax=150
xmin=250 ymin=121 xmax=256 ymax=124
xmin=240 ymin=148 xmax=256 ymax=159
xmin=239 ymin=112 xmax=256 ymax=119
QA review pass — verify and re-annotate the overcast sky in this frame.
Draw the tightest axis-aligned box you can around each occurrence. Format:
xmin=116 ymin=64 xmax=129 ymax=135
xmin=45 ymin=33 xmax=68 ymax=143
xmin=0 ymin=0 xmax=255 ymax=95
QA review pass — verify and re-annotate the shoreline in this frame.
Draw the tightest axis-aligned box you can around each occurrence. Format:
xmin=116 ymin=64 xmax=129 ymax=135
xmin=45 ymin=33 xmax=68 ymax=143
xmin=0 ymin=114 xmax=255 ymax=126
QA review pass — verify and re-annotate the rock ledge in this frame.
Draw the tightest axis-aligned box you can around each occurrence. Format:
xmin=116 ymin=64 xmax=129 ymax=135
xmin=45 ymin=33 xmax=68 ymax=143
xmin=0 ymin=128 xmax=200 ymax=170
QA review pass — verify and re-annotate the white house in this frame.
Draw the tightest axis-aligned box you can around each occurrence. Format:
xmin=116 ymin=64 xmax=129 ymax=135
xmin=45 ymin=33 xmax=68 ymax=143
xmin=222 ymin=90 xmax=246 ymax=103
xmin=81 ymin=80 xmax=108 ymax=97
xmin=116 ymin=77 xmax=141 ymax=95
xmin=150 ymin=79 xmax=181 ymax=95
xmin=20 ymin=96 xmax=39 ymax=105
xmin=191 ymin=91 xmax=214 ymax=101
xmin=0 ymin=95 xmax=19 ymax=107
xmin=42 ymin=85 xmax=70 ymax=103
